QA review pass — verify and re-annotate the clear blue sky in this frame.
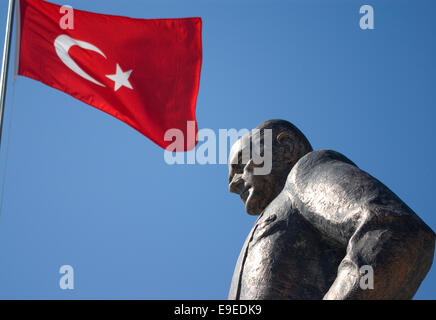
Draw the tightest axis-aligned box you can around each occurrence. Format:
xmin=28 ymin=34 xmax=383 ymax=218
xmin=0 ymin=0 xmax=435 ymax=299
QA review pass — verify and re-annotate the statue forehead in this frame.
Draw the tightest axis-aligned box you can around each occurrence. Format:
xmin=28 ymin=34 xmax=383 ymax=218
xmin=229 ymin=133 xmax=251 ymax=164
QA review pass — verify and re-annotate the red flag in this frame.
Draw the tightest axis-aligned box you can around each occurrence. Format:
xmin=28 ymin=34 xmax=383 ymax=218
xmin=17 ymin=0 xmax=202 ymax=150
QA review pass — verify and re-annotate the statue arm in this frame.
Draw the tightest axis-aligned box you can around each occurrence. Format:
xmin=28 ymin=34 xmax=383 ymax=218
xmin=289 ymin=150 xmax=435 ymax=299
xmin=323 ymin=211 xmax=434 ymax=299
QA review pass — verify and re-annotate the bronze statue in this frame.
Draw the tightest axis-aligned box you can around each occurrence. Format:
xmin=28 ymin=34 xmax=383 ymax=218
xmin=228 ymin=119 xmax=435 ymax=299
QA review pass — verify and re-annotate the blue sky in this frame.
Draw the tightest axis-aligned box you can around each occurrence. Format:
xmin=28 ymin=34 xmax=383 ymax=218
xmin=0 ymin=0 xmax=435 ymax=299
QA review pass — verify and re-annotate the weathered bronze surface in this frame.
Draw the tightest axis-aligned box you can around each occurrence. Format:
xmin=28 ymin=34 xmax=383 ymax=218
xmin=228 ymin=119 xmax=435 ymax=300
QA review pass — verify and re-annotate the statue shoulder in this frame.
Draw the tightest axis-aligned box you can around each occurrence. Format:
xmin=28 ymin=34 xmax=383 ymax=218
xmin=284 ymin=149 xmax=434 ymax=244
xmin=284 ymin=149 xmax=361 ymax=219
xmin=284 ymin=149 xmax=374 ymax=242
xmin=287 ymin=149 xmax=357 ymax=184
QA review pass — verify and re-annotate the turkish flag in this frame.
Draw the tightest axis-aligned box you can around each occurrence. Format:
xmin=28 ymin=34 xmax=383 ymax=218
xmin=18 ymin=0 xmax=202 ymax=150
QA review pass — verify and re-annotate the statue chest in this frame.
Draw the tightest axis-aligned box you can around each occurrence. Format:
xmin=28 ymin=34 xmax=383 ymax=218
xmin=230 ymin=193 xmax=344 ymax=300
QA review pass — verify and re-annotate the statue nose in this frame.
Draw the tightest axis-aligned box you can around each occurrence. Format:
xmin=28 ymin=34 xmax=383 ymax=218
xmin=229 ymin=176 xmax=244 ymax=194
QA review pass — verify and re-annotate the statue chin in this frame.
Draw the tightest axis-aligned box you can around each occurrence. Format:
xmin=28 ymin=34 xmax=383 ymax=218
xmin=245 ymin=206 xmax=261 ymax=216
xmin=244 ymin=196 xmax=266 ymax=216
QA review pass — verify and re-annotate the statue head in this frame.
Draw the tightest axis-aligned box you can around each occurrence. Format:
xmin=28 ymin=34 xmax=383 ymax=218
xmin=228 ymin=119 xmax=313 ymax=215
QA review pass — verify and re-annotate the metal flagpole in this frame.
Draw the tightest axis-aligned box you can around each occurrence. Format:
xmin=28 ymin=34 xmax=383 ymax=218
xmin=0 ymin=0 xmax=16 ymax=151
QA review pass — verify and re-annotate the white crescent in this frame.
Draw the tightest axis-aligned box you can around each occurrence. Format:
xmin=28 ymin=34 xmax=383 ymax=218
xmin=54 ymin=35 xmax=107 ymax=87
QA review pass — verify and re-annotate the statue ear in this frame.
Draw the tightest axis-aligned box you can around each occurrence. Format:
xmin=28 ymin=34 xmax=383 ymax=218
xmin=277 ymin=132 xmax=295 ymax=160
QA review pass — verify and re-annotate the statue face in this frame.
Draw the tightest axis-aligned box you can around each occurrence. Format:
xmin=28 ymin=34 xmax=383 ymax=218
xmin=228 ymin=120 xmax=313 ymax=215
xmin=228 ymin=133 xmax=283 ymax=215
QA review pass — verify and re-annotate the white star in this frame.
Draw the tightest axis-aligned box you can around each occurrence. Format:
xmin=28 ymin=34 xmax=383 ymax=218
xmin=106 ymin=64 xmax=133 ymax=92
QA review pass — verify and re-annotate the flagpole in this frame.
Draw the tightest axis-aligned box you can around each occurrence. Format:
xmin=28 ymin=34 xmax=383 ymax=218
xmin=0 ymin=0 xmax=16 ymax=150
